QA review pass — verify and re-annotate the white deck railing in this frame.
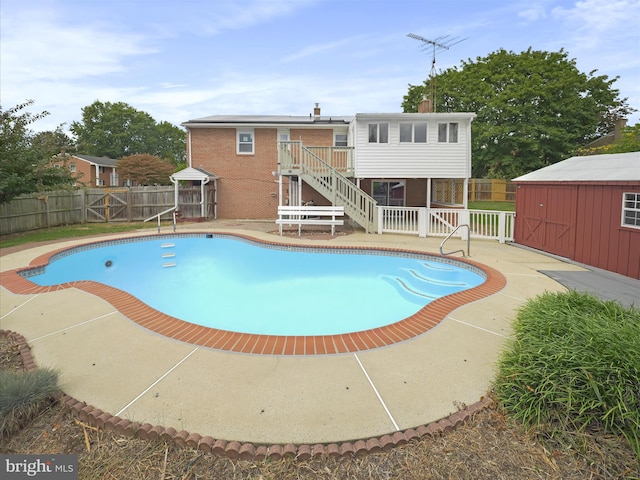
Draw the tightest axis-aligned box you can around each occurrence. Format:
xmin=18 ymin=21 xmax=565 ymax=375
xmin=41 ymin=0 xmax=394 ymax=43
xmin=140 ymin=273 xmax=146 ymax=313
xmin=377 ymin=207 xmax=515 ymax=243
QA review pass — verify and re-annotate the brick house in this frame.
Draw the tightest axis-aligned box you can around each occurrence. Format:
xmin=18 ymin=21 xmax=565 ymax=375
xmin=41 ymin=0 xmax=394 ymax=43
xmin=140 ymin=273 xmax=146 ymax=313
xmin=52 ymin=154 xmax=121 ymax=187
xmin=182 ymin=102 xmax=475 ymax=232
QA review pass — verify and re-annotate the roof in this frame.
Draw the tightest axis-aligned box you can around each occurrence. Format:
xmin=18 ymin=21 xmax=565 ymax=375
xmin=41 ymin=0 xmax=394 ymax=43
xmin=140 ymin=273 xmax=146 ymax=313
xmin=183 ymin=115 xmax=352 ymax=127
xmin=512 ymin=151 xmax=640 ymax=182
xmin=72 ymin=154 xmax=118 ymax=167
xmin=183 ymin=112 xmax=476 ymax=127
xmin=171 ymin=167 xmax=218 ymax=181
xmin=354 ymin=112 xmax=476 ymax=121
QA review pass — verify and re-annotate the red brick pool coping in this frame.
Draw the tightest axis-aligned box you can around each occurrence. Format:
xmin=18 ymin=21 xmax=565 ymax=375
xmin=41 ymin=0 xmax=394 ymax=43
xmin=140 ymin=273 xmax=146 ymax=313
xmin=1 ymin=232 xmax=506 ymax=355
xmin=3 ymin=328 xmax=494 ymax=459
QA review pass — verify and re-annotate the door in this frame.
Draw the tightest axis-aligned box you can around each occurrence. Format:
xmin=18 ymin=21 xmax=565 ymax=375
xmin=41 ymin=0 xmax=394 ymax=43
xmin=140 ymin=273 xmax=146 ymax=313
xmin=515 ymin=185 xmax=577 ymax=258
xmin=373 ymin=180 xmax=405 ymax=206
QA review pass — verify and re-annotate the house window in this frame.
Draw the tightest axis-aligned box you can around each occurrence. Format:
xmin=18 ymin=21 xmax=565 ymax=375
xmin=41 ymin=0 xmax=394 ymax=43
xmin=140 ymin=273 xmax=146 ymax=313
xmin=97 ymin=179 xmax=105 ymax=186
xmin=69 ymin=163 xmax=76 ymax=173
xmin=400 ymin=122 xmax=427 ymax=143
xmin=98 ymin=166 xmax=105 ymax=174
xmin=368 ymin=123 xmax=388 ymax=143
xmin=335 ymin=134 xmax=348 ymax=147
xmin=622 ymin=192 xmax=640 ymax=228
xmin=237 ymin=130 xmax=254 ymax=154
xmin=373 ymin=180 xmax=405 ymax=206
xmin=54 ymin=163 xmax=61 ymax=169
xmin=438 ymin=122 xmax=459 ymax=143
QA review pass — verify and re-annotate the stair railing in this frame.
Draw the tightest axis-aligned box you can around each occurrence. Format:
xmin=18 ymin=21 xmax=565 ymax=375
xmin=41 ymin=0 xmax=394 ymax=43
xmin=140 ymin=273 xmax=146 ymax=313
xmin=300 ymin=146 xmax=378 ymax=233
xmin=144 ymin=206 xmax=177 ymax=233
xmin=439 ymin=224 xmax=470 ymax=257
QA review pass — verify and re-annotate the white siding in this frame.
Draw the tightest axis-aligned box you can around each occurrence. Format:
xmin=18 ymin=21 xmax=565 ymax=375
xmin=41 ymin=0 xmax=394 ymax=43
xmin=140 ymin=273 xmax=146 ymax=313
xmin=352 ymin=113 xmax=474 ymax=179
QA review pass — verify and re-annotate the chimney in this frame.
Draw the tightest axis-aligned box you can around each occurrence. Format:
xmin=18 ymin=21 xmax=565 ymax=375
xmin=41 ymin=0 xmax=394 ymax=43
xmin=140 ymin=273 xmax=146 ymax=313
xmin=418 ymin=96 xmax=432 ymax=113
xmin=313 ymin=103 xmax=321 ymax=118
xmin=614 ymin=118 xmax=627 ymax=141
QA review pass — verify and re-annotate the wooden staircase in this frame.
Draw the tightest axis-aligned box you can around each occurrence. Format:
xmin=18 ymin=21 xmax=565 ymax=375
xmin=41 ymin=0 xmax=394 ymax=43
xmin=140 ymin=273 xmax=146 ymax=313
xmin=278 ymin=141 xmax=377 ymax=233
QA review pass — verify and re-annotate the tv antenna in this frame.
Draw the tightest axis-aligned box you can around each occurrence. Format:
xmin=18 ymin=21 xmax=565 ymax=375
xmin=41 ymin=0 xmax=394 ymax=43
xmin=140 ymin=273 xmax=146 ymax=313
xmin=407 ymin=33 xmax=466 ymax=112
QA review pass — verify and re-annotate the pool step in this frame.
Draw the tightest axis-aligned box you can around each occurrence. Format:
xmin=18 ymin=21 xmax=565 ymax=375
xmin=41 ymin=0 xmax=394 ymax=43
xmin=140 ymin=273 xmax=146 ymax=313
xmin=161 ymin=243 xmax=176 ymax=267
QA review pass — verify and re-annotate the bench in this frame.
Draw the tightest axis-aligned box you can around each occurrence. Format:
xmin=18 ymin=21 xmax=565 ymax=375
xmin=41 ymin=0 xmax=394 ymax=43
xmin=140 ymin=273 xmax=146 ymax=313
xmin=276 ymin=205 xmax=345 ymax=236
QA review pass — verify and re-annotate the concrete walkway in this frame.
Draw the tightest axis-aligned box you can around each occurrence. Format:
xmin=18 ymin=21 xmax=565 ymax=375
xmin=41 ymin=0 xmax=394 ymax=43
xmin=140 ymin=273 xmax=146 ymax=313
xmin=0 ymin=222 xmax=588 ymax=444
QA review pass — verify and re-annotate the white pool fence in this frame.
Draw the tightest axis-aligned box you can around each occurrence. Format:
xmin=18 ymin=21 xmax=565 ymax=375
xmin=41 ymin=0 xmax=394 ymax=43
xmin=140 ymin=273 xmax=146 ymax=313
xmin=377 ymin=207 xmax=515 ymax=243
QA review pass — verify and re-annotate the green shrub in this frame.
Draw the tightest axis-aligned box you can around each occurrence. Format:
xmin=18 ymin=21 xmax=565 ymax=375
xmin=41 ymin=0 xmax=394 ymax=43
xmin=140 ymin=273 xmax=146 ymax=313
xmin=0 ymin=368 xmax=60 ymax=438
xmin=494 ymin=291 xmax=640 ymax=458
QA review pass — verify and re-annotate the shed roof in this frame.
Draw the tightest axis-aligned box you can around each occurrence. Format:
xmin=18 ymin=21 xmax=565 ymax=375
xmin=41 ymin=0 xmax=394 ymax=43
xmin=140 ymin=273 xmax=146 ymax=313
xmin=171 ymin=167 xmax=218 ymax=181
xmin=512 ymin=151 xmax=640 ymax=182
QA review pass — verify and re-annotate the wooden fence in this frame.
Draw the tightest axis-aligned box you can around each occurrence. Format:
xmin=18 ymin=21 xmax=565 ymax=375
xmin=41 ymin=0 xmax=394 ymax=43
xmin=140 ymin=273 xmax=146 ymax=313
xmin=0 ymin=186 xmax=214 ymax=235
xmin=432 ymin=178 xmax=516 ymax=204
xmin=468 ymin=179 xmax=516 ymax=202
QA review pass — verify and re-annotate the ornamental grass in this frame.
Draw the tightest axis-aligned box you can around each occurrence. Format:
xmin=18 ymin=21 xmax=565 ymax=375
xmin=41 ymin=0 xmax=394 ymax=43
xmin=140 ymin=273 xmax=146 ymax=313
xmin=0 ymin=368 xmax=60 ymax=438
xmin=495 ymin=290 xmax=640 ymax=460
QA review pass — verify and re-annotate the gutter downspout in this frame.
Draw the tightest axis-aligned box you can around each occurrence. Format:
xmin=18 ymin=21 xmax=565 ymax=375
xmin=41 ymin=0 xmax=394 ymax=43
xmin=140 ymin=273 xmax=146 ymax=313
xmin=200 ymin=176 xmax=210 ymax=218
xmin=187 ymin=129 xmax=193 ymax=168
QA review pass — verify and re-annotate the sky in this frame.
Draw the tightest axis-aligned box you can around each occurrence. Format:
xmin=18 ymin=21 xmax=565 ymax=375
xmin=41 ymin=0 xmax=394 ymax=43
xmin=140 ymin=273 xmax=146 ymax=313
xmin=2 ymin=0 xmax=639 ymax=134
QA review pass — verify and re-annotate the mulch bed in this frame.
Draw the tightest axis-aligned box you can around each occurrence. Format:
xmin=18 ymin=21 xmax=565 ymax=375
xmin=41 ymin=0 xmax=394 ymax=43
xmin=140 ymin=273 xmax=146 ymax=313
xmin=1 ymin=333 xmax=638 ymax=479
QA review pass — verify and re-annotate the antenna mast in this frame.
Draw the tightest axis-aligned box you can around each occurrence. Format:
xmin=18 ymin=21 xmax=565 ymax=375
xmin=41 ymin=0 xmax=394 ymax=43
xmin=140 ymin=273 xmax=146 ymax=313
xmin=407 ymin=33 xmax=466 ymax=112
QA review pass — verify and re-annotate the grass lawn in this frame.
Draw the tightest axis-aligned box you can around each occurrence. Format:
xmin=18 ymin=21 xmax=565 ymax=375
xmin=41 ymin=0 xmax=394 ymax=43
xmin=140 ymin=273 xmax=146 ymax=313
xmin=468 ymin=200 xmax=515 ymax=211
xmin=0 ymin=222 xmax=155 ymax=249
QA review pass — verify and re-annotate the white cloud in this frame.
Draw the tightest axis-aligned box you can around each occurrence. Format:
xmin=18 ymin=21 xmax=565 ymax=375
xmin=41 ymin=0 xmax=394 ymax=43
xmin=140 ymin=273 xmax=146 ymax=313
xmin=183 ymin=0 xmax=318 ymax=36
xmin=279 ymin=36 xmax=364 ymax=63
xmin=518 ymin=6 xmax=547 ymax=22
xmin=1 ymin=8 xmax=155 ymax=83
xmin=551 ymin=0 xmax=637 ymax=33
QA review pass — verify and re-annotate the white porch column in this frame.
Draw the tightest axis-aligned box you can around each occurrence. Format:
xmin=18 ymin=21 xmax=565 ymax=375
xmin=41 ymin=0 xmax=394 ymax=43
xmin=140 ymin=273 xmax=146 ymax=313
xmin=418 ymin=207 xmax=428 ymax=238
xmin=459 ymin=209 xmax=470 ymax=240
xmin=463 ymin=178 xmax=469 ymax=208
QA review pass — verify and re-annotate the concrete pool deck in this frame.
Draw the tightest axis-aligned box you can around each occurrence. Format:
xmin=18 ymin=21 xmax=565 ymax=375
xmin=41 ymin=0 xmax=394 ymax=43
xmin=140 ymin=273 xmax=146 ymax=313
xmin=1 ymin=221 xmax=589 ymax=448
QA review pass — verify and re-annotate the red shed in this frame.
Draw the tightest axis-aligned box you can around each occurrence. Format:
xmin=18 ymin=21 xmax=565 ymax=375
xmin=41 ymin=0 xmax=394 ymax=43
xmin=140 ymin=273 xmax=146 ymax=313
xmin=513 ymin=152 xmax=640 ymax=279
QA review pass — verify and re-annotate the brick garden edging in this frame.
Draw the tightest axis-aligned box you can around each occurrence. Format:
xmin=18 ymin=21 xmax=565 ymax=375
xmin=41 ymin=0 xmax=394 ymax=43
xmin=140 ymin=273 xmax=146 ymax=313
xmin=2 ymin=329 xmax=493 ymax=460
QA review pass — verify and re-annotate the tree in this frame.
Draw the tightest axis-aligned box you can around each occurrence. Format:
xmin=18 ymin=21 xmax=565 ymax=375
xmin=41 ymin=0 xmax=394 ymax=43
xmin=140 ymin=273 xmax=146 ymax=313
xmin=155 ymin=121 xmax=187 ymax=168
xmin=0 ymin=100 xmax=77 ymax=204
xmin=402 ymin=48 xmax=635 ymax=178
xmin=116 ymin=154 xmax=175 ymax=186
xmin=70 ymin=101 xmax=186 ymax=165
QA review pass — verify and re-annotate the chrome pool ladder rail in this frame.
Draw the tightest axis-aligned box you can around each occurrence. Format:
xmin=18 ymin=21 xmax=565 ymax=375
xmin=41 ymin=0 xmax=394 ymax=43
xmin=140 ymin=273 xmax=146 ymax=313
xmin=439 ymin=224 xmax=470 ymax=257
xmin=144 ymin=207 xmax=178 ymax=233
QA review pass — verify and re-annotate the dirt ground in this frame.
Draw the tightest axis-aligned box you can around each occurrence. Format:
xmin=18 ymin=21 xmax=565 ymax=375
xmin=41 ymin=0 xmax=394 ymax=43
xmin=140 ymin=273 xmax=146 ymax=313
xmin=1 ymin=335 xmax=638 ymax=480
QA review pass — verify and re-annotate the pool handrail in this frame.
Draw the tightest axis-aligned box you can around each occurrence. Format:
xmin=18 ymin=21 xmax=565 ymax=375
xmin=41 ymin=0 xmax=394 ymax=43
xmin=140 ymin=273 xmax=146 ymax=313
xmin=144 ymin=206 xmax=177 ymax=233
xmin=439 ymin=224 xmax=470 ymax=257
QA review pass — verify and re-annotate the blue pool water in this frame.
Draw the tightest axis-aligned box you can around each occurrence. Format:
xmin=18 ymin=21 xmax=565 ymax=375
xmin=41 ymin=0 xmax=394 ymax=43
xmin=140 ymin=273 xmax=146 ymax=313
xmin=25 ymin=235 xmax=484 ymax=336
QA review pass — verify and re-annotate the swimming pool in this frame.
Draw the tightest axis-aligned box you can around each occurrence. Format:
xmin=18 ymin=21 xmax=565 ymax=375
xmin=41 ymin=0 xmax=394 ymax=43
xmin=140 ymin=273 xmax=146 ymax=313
xmin=22 ymin=234 xmax=484 ymax=337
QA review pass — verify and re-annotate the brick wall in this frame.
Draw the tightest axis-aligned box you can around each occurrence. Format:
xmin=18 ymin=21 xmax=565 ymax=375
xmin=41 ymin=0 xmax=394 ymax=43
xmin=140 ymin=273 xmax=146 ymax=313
xmin=190 ymin=128 xmax=277 ymax=218
xmin=190 ymin=126 xmax=338 ymax=219
xmin=74 ymin=161 xmax=95 ymax=186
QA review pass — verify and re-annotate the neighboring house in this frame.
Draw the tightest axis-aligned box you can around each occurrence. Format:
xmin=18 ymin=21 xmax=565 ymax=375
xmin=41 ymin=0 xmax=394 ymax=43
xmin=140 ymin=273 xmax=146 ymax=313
xmin=181 ymin=102 xmax=475 ymax=232
xmin=52 ymin=154 xmax=121 ymax=187
xmin=513 ymin=151 xmax=640 ymax=279
xmin=582 ymin=118 xmax=627 ymax=149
